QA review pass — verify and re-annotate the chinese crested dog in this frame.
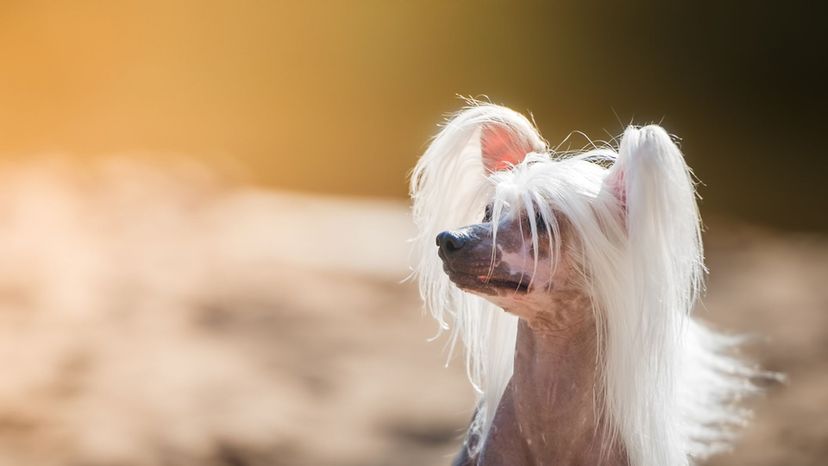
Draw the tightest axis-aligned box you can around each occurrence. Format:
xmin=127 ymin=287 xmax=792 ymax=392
xmin=410 ymin=103 xmax=763 ymax=465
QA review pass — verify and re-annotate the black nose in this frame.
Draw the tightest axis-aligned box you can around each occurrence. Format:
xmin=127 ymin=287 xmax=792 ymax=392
xmin=436 ymin=231 xmax=466 ymax=253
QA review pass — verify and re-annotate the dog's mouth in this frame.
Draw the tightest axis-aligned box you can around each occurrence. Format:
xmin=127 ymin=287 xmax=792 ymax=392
xmin=444 ymin=267 xmax=530 ymax=294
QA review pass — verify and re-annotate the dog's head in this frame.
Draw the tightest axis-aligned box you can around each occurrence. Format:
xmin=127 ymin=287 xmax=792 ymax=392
xmin=433 ymin=123 xmax=605 ymax=326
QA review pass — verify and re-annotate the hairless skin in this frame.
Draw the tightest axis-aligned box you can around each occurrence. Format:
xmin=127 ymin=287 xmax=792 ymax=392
xmin=439 ymin=210 xmax=628 ymax=466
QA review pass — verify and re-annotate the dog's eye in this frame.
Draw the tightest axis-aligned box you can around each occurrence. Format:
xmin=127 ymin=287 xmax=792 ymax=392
xmin=524 ymin=207 xmax=547 ymax=231
xmin=483 ymin=203 xmax=493 ymax=222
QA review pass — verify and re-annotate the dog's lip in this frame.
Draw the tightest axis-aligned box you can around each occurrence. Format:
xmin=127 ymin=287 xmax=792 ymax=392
xmin=445 ymin=267 xmax=530 ymax=293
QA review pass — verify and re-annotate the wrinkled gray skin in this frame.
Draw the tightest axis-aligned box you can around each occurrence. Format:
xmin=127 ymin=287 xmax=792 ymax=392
xmin=438 ymin=207 xmax=628 ymax=466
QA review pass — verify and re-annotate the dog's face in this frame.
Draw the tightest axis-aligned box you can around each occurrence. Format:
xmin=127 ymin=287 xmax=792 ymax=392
xmin=432 ymin=122 xmax=591 ymax=327
xmin=437 ymin=201 xmax=582 ymax=323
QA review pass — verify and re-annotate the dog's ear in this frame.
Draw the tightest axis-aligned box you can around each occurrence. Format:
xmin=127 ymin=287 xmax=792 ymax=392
xmin=603 ymin=125 xmax=693 ymax=212
xmin=602 ymin=124 xmax=702 ymax=292
xmin=481 ymin=124 xmax=535 ymax=172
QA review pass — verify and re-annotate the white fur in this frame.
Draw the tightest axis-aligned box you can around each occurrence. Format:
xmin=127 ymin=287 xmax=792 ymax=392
xmin=410 ymin=102 xmax=761 ymax=465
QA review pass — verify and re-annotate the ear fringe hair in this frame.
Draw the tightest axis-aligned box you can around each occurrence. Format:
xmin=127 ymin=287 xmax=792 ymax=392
xmin=597 ymin=126 xmax=762 ymax=465
xmin=409 ymin=103 xmax=546 ymax=452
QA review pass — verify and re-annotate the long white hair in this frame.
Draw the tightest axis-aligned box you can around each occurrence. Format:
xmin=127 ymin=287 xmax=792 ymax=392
xmin=410 ymin=102 xmax=759 ymax=465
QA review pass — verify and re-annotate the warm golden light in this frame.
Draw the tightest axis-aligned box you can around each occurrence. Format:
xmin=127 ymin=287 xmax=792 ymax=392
xmin=0 ymin=2 xmax=823 ymax=465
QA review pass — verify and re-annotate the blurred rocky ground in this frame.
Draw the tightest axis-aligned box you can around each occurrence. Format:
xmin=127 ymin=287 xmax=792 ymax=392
xmin=0 ymin=159 xmax=824 ymax=466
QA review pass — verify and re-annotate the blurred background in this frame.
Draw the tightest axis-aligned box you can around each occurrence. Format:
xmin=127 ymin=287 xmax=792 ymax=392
xmin=0 ymin=1 xmax=825 ymax=465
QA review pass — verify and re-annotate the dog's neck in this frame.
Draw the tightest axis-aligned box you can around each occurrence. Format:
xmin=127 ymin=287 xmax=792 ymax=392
xmin=479 ymin=291 xmax=628 ymax=466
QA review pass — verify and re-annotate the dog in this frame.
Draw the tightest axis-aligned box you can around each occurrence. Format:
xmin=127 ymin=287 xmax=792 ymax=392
xmin=410 ymin=102 xmax=764 ymax=465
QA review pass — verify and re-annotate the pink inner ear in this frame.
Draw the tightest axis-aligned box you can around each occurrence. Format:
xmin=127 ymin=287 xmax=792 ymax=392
xmin=481 ymin=125 xmax=531 ymax=172
xmin=607 ymin=170 xmax=627 ymax=212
